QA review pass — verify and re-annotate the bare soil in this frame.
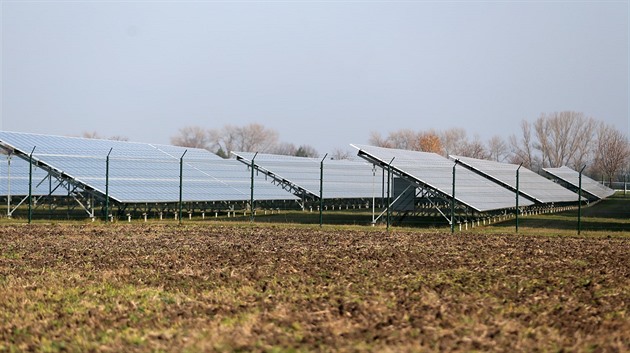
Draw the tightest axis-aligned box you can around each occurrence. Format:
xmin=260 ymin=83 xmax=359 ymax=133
xmin=0 ymin=224 xmax=628 ymax=352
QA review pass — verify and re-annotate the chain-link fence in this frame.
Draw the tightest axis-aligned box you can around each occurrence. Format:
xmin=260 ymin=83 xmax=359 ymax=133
xmin=1 ymin=151 xmax=627 ymax=233
xmin=0 ymin=153 xmax=399 ymax=226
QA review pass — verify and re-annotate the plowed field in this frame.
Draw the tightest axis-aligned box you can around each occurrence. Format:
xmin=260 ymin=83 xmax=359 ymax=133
xmin=1 ymin=224 xmax=628 ymax=352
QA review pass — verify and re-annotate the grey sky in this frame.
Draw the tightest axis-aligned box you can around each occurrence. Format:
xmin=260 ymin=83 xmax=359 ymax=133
xmin=1 ymin=1 xmax=628 ymax=155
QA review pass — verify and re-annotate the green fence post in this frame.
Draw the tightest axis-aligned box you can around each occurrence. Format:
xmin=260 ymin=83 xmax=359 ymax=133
xmin=105 ymin=148 xmax=113 ymax=222
xmin=250 ymin=152 xmax=258 ymax=223
xmin=28 ymin=146 xmax=36 ymax=224
xmin=179 ymin=150 xmax=187 ymax=225
xmin=319 ymin=153 xmax=328 ymax=227
xmin=7 ymin=154 xmax=11 ymax=219
xmin=386 ymin=157 xmax=395 ymax=232
xmin=516 ymin=162 xmax=523 ymax=233
xmin=451 ymin=160 xmax=458 ymax=234
xmin=578 ymin=165 xmax=586 ymax=235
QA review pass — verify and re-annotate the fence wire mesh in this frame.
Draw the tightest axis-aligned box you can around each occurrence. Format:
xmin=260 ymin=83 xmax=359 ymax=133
xmin=0 ymin=152 xmax=626 ymax=233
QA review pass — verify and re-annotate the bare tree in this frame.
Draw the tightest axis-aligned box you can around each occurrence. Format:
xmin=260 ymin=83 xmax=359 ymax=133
xmin=170 ymin=126 xmax=210 ymax=149
xmin=387 ymin=129 xmax=421 ymax=150
xmin=509 ymin=120 xmax=536 ymax=169
xmin=271 ymin=142 xmax=298 ymax=156
xmin=81 ymin=131 xmax=102 ymax=139
xmin=209 ymin=123 xmax=279 ymax=156
xmin=440 ymin=128 xmax=468 ymax=157
xmin=368 ymin=131 xmax=391 ymax=148
xmin=533 ymin=117 xmax=550 ymax=167
xmin=593 ymin=123 xmax=630 ymax=184
xmin=208 ymin=127 xmax=234 ymax=155
xmin=330 ymin=148 xmax=353 ymax=160
xmin=534 ymin=111 xmax=597 ymax=169
xmin=235 ymin=123 xmax=279 ymax=152
xmin=487 ymin=135 xmax=508 ymax=162
xmin=81 ymin=131 xmax=129 ymax=142
xmin=295 ymin=145 xmax=318 ymax=158
xmin=368 ymin=129 xmax=422 ymax=150
xmin=459 ymin=135 xmax=488 ymax=159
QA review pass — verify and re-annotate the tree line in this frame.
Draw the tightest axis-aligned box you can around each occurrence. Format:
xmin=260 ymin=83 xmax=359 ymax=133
xmin=170 ymin=124 xmax=344 ymax=159
xmin=367 ymin=111 xmax=629 ymax=183
xmin=95 ymin=110 xmax=627 ymax=182
xmin=510 ymin=111 xmax=628 ymax=183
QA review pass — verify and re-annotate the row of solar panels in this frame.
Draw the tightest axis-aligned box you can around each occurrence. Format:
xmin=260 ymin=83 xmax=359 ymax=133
xmin=352 ymin=145 xmax=613 ymax=209
xmin=0 ymin=131 xmax=614 ymax=211
xmin=0 ymin=131 xmax=296 ymax=203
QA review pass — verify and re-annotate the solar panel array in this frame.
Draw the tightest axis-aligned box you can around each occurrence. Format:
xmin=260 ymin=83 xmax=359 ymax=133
xmin=5 ymin=131 xmax=610 ymax=213
xmin=451 ymin=155 xmax=578 ymax=203
xmin=542 ymin=166 xmax=615 ymax=200
xmin=233 ymin=152 xmax=379 ymax=199
xmin=352 ymin=144 xmax=534 ymax=212
xmin=0 ymin=131 xmax=296 ymax=203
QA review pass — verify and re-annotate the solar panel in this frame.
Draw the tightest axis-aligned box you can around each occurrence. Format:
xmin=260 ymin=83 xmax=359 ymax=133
xmin=352 ymin=144 xmax=534 ymax=212
xmin=0 ymin=132 xmax=165 ymax=159
xmin=233 ymin=152 xmax=379 ymax=200
xmin=0 ymin=156 xmax=68 ymax=196
xmin=152 ymin=143 xmax=224 ymax=161
xmin=542 ymin=166 xmax=615 ymax=200
xmin=0 ymin=131 xmax=296 ymax=203
xmin=451 ymin=155 xmax=578 ymax=204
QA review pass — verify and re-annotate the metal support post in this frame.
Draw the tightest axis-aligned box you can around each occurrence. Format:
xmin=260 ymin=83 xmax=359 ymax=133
xmin=7 ymin=154 xmax=11 ymax=218
xmin=48 ymin=173 xmax=52 ymax=219
xmin=250 ymin=152 xmax=258 ymax=223
xmin=578 ymin=165 xmax=586 ymax=235
xmin=516 ymin=163 xmax=523 ymax=233
xmin=372 ymin=165 xmax=376 ymax=225
xmin=386 ymin=157 xmax=395 ymax=232
xmin=319 ymin=153 xmax=327 ymax=227
xmin=382 ymin=168 xmax=385 ymax=205
xmin=179 ymin=150 xmax=187 ymax=225
xmin=451 ymin=160 xmax=458 ymax=234
xmin=105 ymin=148 xmax=113 ymax=222
xmin=28 ymin=147 xmax=36 ymax=224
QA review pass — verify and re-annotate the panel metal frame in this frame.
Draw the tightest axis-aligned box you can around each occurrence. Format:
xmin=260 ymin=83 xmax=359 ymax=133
xmin=451 ymin=155 xmax=578 ymax=205
xmin=353 ymin=147 xmax=485 ymax=226
xmin=233 ymin=152 xmax=319 ymax=201
xmin=0 ymin=147 xmax=105 ymax=218
xmin=542 ymin=166 xmax=615 ymax=201
xmin=232 ymin=152 xmax=385 ymax=213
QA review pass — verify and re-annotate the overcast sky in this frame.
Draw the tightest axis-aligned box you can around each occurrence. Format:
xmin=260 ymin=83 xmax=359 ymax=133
xmin=1 ymin=0 xmax=628 ymax=155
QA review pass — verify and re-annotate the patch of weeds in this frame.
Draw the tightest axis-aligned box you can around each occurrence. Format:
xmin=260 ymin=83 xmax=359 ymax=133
xmin=120 ymin=327 xmax=146 ymax=346
xmin=1 ymin=250 xmax=21 ymax=260
xmin=40 ymin=338 xmax=67 ymax=353
xmin=571 ymin=259 xmax=589 ymax=268
xmin=264 ymin=347 xmax=304 ymax=353
xmin=220 ymin=310 xmax=260 ymax=328
xmin=285 ymin=322 xmax=305 ymax=342
xmin=160 ymin=294 xmax=177 ymax=305
xmin=578 ymin=277 xmax=593 ymax=288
